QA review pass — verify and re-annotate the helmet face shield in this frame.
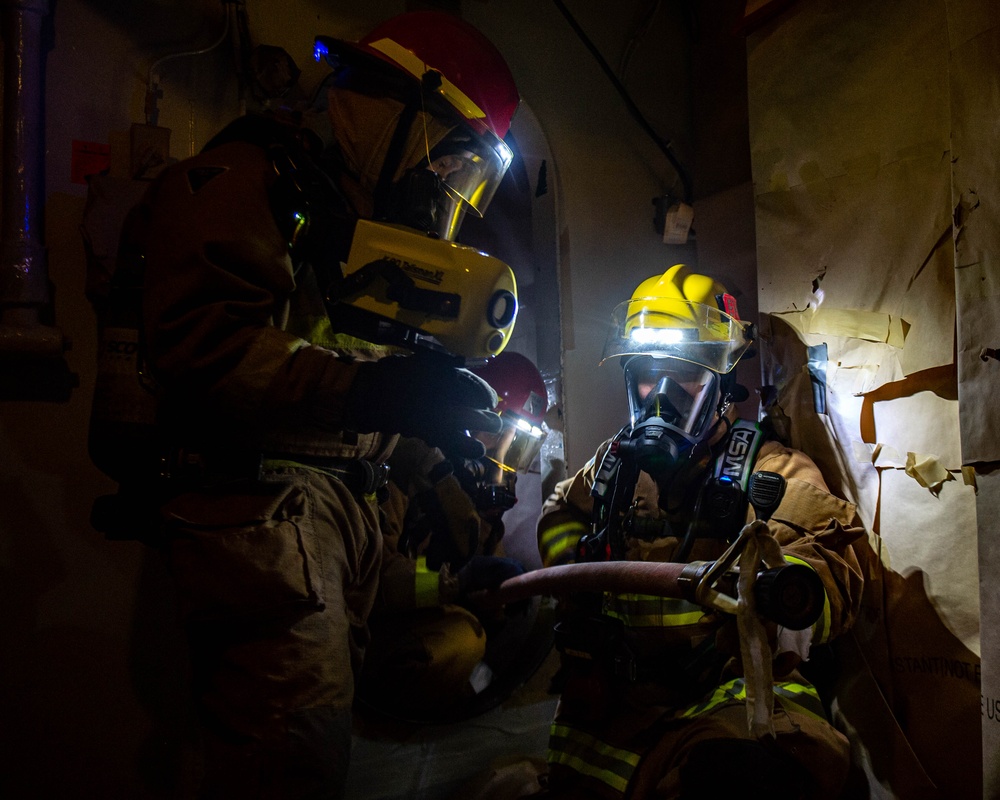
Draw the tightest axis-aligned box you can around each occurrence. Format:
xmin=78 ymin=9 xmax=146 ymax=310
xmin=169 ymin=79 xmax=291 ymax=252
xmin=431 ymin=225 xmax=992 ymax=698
xmin=418 ymin=131 xmax=512 ymax=240
xmin=478 ymin=412 xmax=547 ymax=475
xmin=470 ymin=350 xmax=549 ymax=472
xmin=602 ymin=299 xmax=752 ymax=373
xmin=429 ymin=131 xmax=513 ymax=217
xmin=623 ymin=356 xmax=720 ymax=444
xmin=321 ymin=55 xmax=512 ymax=241
xmin=314 ymin=11 xmax=519 ymax=242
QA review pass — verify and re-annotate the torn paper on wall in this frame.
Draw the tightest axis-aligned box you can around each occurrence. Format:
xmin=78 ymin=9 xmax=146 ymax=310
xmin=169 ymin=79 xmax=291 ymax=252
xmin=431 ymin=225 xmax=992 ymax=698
xmin=747 ymin=0 xmax=986 ymax=795
xmin=940 ymin=21 xmax=1000 ymax=463
xmin=878 ymin=466 xmax=979 ymax=655
xmin=872 ymin=392 xmax=963 ymax=468
xmin=904 ymin=452 xmax=953 ymax=492
xmin=748 ymin=0 xmax=955 ymax=378
xmin=771 ymin=309 xmax=906 ymax=395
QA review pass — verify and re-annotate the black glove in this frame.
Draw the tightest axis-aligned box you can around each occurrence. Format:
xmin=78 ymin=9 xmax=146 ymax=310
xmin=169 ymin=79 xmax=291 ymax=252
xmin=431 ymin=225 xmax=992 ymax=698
xmin=346 ymin=354 xmax=502 ymax=459
xmin=457 ymin=555 xmax=529 ymax=617
xmin=457 ymin=555 xmax=525 ymax=596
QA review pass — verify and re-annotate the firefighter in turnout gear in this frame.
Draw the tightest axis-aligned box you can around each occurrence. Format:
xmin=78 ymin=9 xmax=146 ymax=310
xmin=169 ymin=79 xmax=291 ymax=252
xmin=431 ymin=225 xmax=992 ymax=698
xmin=96 ymin=11 xmax=521 ymax=798
xmin=358 ymin=351 xmax=549 ymax=722
xmin=534 ymin=265 xmax=866 ymax=799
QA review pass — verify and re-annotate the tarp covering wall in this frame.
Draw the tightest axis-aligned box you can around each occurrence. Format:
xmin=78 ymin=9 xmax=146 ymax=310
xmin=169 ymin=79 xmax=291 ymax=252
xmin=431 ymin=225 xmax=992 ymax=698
xmin=948 ymin=3 xmax=1000 ymax=796
xmin=747 ymin=0 xmax=989 ymax=795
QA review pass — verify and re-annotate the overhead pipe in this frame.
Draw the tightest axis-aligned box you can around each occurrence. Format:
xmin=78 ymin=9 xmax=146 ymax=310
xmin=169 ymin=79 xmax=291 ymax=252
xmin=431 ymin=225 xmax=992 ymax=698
xmin=0 ymin=0 xmax=76 ymax=400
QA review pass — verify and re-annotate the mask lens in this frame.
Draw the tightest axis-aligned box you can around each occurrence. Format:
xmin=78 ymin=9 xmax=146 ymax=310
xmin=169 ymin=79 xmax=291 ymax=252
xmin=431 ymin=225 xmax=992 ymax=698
xmin=624 ymin=356 xmax=719 ymax=441
xmin=387 ymin=168 xmax=445 ymax=234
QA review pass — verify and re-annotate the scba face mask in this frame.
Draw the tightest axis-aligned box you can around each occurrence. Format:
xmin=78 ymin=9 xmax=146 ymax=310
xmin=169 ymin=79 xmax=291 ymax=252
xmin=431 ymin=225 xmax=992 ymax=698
xmin=618 ymin=355 xmax=722 ymax=478
xmin=386 ymin=167 xmax=448 ymax=236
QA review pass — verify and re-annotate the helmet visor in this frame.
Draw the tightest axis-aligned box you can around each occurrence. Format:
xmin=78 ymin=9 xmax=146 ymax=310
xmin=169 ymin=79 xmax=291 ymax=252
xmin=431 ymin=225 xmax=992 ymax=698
xmin=314 ymin=35 xmax=513 ymax=239
xmin=478 ymin=413 xmax=547 ymax=474
xmin=623 ymin=356 xmax=720 ymax=441
xmin=602 ymin=299 xmax=752 ymax=373
xmin=427 ymin=130 xmax=512 ymax=219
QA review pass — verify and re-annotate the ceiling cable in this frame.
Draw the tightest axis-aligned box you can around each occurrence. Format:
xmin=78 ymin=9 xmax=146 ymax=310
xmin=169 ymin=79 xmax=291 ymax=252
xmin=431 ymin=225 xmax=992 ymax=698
xmin=553 ymin=0 xmax=693 ymax=203
xmin=145 ymin=2 xmax=233 ymax=126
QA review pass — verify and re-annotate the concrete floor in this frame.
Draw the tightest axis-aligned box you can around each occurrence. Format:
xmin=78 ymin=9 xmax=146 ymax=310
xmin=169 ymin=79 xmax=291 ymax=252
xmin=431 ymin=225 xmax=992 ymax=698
xmin=344 ymin=615 xmax=561 ymax=800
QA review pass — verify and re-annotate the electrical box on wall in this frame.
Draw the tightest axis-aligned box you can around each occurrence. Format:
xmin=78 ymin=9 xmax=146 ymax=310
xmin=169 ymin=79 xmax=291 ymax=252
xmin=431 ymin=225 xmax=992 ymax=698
xmin=662 ymin=202 xmax=694 ymax=244
xmin=652 ymin=195 xmax=694 ymax=244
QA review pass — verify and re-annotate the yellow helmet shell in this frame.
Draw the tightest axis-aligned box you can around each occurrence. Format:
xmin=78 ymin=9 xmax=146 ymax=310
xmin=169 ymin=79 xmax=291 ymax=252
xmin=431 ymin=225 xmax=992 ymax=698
xmin=603 ymin=264 xmax=753 ymax=373
xmin=625 ymin=265 xmax=726 ymax=334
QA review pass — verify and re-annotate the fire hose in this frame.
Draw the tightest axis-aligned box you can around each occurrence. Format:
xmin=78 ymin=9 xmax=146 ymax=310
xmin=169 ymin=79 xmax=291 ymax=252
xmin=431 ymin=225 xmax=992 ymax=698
xmin=474 ymin=521 xmax=825 ymax=631
xmin=472 ymin=521 xmax=824 ymax=737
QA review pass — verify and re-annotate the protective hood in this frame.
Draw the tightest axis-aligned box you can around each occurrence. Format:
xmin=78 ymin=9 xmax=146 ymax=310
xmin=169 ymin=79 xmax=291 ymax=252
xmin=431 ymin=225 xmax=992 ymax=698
xmin=326 ymin=86 xmax=453 ymax=219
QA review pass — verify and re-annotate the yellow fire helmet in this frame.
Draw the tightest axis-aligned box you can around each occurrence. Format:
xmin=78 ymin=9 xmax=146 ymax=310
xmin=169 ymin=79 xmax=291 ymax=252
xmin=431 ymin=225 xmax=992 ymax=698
xmin=330 ymin=219 xmax=518 ymax=359
xmin=601 ymin=264 xmax=753 ymax=373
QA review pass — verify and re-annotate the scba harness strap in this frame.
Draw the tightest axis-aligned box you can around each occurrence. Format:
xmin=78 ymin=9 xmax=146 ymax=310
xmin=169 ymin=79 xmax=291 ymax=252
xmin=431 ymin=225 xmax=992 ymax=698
xmin=700 ymin=419 xmax=767 ymax=541
xmin=583 ymin=419 xmax=767 ymax=558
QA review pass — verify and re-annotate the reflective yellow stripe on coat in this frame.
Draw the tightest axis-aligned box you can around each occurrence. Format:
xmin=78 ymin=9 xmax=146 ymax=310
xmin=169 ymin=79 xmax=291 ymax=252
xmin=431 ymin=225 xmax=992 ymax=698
xmin=680 ymin=677 xmax=827 ymax=722
xmin=782 ymin=555 xmax=832 ymax=644
xmin=414 ymin=556 xmax=440 ymax=608
xmin=548 ymin=723 xmax=641 ymax=795
xmin=539 ymin=521 xmax=587 ymax=567
xmin=548 ymin=681 xmax=826 ymax=796
xmin=602 ymin=593 xmax=707 ymax=628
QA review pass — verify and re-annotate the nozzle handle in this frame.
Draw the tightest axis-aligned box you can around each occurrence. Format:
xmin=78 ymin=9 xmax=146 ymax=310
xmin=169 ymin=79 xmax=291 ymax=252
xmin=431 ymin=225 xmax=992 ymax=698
xmin=753 ymin=563 xmax=825 ymax=631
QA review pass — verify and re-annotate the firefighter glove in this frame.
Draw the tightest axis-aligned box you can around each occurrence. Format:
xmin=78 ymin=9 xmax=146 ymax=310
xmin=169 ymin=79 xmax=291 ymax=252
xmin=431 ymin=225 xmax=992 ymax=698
xmin=458 ymin=555 xmax=529 ymax=617
xmin=347 ymin=354 xmax=502 ymax=458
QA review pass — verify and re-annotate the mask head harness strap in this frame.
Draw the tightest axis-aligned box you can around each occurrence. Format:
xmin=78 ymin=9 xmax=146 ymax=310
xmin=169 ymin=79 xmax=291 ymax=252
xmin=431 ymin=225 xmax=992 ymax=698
xmin=371 ymin=69 xmax=445 ymax=223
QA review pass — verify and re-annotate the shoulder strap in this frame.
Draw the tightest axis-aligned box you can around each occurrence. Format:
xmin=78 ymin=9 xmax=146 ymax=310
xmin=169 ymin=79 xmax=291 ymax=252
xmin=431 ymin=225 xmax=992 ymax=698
xmin=712 ymin=418 xmax=766 ymax=495
xmin=580 ymin=426 xmax=634 ymax=561
xmin=591 ymin=426 xmax=632 ymax=505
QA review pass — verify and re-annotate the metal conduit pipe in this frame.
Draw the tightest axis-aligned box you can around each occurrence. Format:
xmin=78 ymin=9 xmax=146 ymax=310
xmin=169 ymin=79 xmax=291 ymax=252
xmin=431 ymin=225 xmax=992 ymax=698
xmin=0 ymin=0 xmax=76 ymax=400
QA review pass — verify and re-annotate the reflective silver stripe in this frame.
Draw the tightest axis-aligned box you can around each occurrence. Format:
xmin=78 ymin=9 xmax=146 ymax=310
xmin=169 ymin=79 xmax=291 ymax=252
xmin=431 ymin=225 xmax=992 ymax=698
xmin=602 ymin=593 xmax=707 ymax=628
xmin=680 ymin=678 xmax=825 ymax=721
xmin=548 ymin=722 xmax=640 ymax=795
xmin=539 ymin=521 xmax=587 ymax=567
xmin=781 ymin=555 xmax=831 ymax=644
